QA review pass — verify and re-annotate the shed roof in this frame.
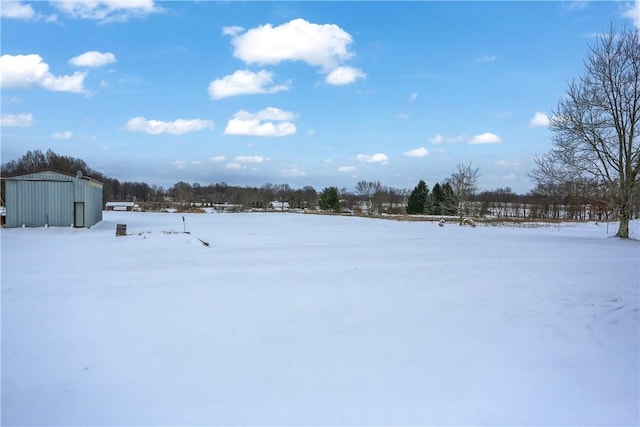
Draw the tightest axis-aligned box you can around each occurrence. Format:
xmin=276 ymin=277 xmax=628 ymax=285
xmin=106 ymin=202 xmax=137 ymax=207
xmin=2 ymin=170 xmax=103 ymax=186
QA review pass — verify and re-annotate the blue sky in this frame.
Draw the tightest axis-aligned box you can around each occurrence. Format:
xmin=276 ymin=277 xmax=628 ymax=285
xmin=2 ymin=1 xmax=639 ymax=194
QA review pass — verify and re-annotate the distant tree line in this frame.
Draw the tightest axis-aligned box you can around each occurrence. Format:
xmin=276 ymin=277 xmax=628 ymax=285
xmin=2 ymin=149 xmax=637 ymax=221
xmin=469 ymin=184 xmax=629 ymax=221
xmin=166 ymin=181 xmax=319 ymax=211
xmin=0 ymin=149 xmax=159 ymax=207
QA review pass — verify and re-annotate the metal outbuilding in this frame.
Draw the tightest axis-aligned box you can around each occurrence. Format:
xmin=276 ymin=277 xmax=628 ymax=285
xmin=3 ymin=170 xmax=103 ymax=228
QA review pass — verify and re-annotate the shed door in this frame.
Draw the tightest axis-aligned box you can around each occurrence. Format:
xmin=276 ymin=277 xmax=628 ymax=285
xmin=74 ymin=202 xmax=85 ymax=228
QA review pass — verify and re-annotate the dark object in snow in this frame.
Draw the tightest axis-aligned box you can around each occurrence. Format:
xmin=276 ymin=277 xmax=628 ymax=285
xmin=182 ymin=231 xmax=210 ymax=247
xmin=439 ymin=219 xmax=446 ymax=227
xmin=116 ymin=224 xmax=127 ymax=236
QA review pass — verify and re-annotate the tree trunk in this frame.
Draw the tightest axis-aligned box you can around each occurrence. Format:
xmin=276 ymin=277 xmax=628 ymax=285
xmin=615 ymin=201 xmax=630 ymax=238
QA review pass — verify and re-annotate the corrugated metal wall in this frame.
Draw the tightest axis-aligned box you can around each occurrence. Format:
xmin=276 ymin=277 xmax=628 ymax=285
xmin=4 ymin=171 xmax=103 ymax=228
xmin=6 ymin=180 xmax=74 ymax=227
xmin=77 ymin=179 xmax=103 ymax=227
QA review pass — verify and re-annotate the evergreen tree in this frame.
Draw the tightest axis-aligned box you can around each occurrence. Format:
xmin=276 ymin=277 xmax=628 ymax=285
xmin=432 ymin=182 xmax=444 ymax=215
xmin=441 ymin=182 xmax=458 ymax=215
xmin=318 ymin=186 xmax=340 ymax=212
xmin=407 ymin=180 xmax=429 ymax=214
xmin=424 ymin=189 xmax=434 ymax=214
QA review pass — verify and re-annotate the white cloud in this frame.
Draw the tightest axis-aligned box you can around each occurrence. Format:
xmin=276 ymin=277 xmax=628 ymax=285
xmin=1 ymin=1 xmax=35 ymax=19
xmin=428 ymin=133 xmax=467 ymax=144
xmin=52 ymin=130 xmax=73 ymax=140
xmin=429 ymin=134 xmax=444 ymax=144
xmin=410 ymin=93 xmax=418 ymax=101
xmin=172 ymin=160 xmax=188 ymax=169
xmin=337 ymin=166 xmax=356 ymax=172
xmin=225 ymin=119 xmax=295 ymax=137
xmin=281 ymin=167 xmax=306 ymax=177
xmin=560 ymin=1 xmax=589 ymax=13
xmin=208 ymin=69 xmax=289 ymax=100
xmin=0 ymin=54 xmax=86 ymax=93
xmin=51 ymin=0 xmax=160 ymax=22
xmin=222 ymin=26 xmax=244 ymax=36
xmin=227 ymin=18 xmax=354 ymax=71
xmin=224 ymin=107 xmax=296 ymax=137
xmin=1 ymin=113 xmax=34 ymax=127
xmin=225 ymin=163 xmax=242 ymax=170
xmin=125 ymin=117 xmax=214 ymax=135
xmin=306 ymin=129 xmax=316 ymax=136
xmin=325 ymin=66 xmax=366 ymax=85
xmin=234 ymin=155 xmax=265 ymax=163
xmin=475 ymin=55 xmax=497 ymax=63
xmin=69 ymin=51 xmax=116 ymax=68
xmin=495 ymin=159 xmax=520 ymax=169
xmin=236 ymin=106 xmax=295 ymax=122
xmin=357 ymin=153 xmax=388 ymax=164
xmin=2 ymin=2 xmax=56 ymax=22
xmin=622 ymin=0 xmax=640 ymax=27
xmin=469 ymin=132 xmax=502 ymax=144
xmin=403 ymin=147 xmax=429 ymax=158
xmin=225 ymin=18 xmax=364 ymax=85
xmin=209 ymin=155 xmax=226 ymax=162
xmin=41 ymin=72 xmax=87 ymax=92
xmin=529 ymin=112 xmax=550 ymax=128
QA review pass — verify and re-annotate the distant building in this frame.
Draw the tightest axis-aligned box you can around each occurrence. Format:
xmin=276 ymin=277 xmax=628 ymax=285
xmin=3 ymin=170 xmax=103 ymax=228
xmin=106 ymin=201 xmax=140 ymax=212
xmin=269 ymin=201 xmax=290 ymax=210
xmin=211 ymin=203 xmax=243 ymax=212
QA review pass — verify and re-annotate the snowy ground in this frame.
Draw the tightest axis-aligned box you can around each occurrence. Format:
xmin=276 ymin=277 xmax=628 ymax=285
xmin=2 ymin=212 xmax=639 ymax=426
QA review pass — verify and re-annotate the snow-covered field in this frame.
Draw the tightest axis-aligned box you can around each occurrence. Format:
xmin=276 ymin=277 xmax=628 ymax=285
xmin=2 ymin=212 xmax=639 ymax=426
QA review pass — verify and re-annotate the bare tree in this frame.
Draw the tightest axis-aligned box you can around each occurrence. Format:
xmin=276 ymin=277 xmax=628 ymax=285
xmin=530 ymin=152 xmax=576 ymax=186
xmin=386 ymin=187 xmax=408 ymax=214
xmin=170 ymin=182 xmax=195 ymax=207
xmin=355 ymin=180 xmax=382 ymax=214
xmin=371 ymin=185 xmax=389 ymax=214
xmin=446 ymin=162 xmax=480 ymax=223
xmin=545 ymin=26 xmax=639 ymax=238
xmin=259 ymin=183 xmax=275 ymax=209
xmin=275 ymin=183 xmax=292 ymax=211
